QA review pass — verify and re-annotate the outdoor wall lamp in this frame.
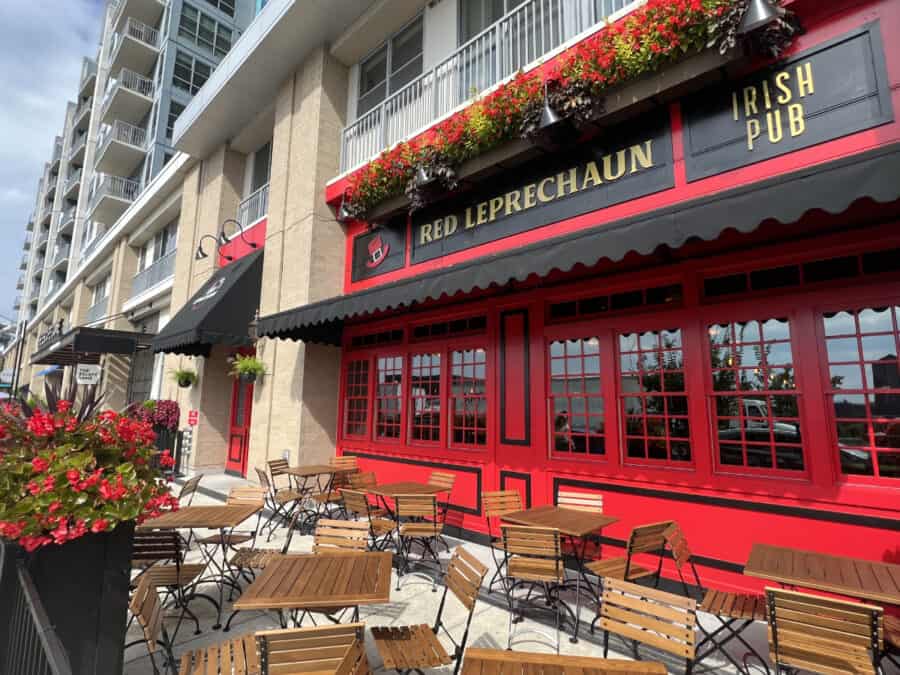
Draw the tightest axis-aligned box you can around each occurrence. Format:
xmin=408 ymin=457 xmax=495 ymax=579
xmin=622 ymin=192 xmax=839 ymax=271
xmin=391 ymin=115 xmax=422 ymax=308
xmin=195 ymin=234 xmax=233 ymax=262
xmin=538 ymin=81 xmax=563 ymax=131
xmin=738 ymin=0 xmax=783 ymax=34
xmin=219 ymin=218 xmax=258 ymax=249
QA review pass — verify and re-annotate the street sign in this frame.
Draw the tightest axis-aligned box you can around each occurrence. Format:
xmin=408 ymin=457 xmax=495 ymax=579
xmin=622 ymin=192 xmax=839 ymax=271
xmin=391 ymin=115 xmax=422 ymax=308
xmin=75 ymin=364 xmax=102 ymax=385
xmin=187 ymin=409 xmax=199 ymax=426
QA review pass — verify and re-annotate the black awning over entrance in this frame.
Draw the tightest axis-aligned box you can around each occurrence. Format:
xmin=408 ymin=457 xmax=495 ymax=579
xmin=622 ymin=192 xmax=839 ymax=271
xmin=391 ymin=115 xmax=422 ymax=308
xmin=258 ymin=143 xmax=900 ymax=346
xmin=30 ymin=327 xmax=154 ymax=366
xmin=152 ymin=249 xmax=263 ymax=357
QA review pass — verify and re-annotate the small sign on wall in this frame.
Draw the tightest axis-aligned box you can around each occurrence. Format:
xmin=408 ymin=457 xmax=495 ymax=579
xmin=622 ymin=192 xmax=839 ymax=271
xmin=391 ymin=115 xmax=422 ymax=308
xmin=187 ymin=409 xmax=199 ymax=426
xmin=75 ymin=364 xmax=102 ymax=386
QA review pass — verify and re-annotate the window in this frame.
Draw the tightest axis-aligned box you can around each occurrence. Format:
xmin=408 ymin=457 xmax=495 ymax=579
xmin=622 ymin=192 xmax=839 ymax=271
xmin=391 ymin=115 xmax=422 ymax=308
xmin=410 ymin=353 xmax=441 ymax=443
xmin=92 ymin=275 xmax=110 ymax=305
xmin=619 ymin=329 xmax=691 ymax=463
xmin=173 ymin=51 xmax=212 ymax=94
xmin=167 ymin=101 xmax=185 ymax=139
xmin=412 ymin=315 xmax=487 ymax=341
xmin=460 ymin=0 xmax=527 ymax=43
xmin=823 ymin=306 xmax=900 ymax=480
xmin=375 ymin=356 xmax=403 ymax=439
xmin=251 ymin=142 xmax=271 ymax=192
xmin=709 ymin=319 xmax=804 ymax=472
xmin=548 ymin=338 xmax=604 ymax=456
xmin=357 ymin=16 xmax=423 ymax=116
xmin=450 ymin=348 xmax=487 ymax=446
xmin=180 ymin=4 xmax=233 ymax=57
xmin=548 ymin=284 xmax=682 ymax=323
xmin=344 ymin=359 xmax=369 ymax=437
xmin=203 ymin=0 xmax=235 ymax=17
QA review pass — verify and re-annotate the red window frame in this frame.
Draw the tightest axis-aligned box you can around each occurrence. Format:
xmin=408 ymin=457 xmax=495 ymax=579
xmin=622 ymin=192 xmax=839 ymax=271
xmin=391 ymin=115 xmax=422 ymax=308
xmin=449 ymin=346 xmax=489 ymax=449
xmin=342 ymin=358 xmax=370 ymax=438
xmin=408 ymin=351 xmax=442 ymax=445
xmin=374 ymin=355 xmax=404 ymax=441
xmin=547 ymin=336 xmax=606 ymax=459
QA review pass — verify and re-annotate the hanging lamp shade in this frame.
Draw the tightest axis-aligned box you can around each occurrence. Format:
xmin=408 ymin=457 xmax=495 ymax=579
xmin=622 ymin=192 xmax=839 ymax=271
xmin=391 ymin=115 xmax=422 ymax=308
xmin=738 ymin=0 xmax=782 ymax=34
xmin=539 ymin=97 xmax=563 ymax=130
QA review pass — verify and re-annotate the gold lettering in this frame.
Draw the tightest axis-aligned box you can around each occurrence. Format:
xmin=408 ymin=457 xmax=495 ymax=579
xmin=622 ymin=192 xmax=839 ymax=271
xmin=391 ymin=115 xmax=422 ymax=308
xmin=743 ymin=85 xmax=758 ymax=117
xmin=629 ymin=141 xmax=653 ymax=173
xmin=732 ymin=91 xmax=740 ymax=121
xmin=504 ymin=189 xmax=522 ymax=216
xmin=582 ymin=161 xmax=602 ymax=190
xmin=476 ymin=201 xmax=488 ymax=225
xmin=775 ymin=71 xmax=792 ymax=105
xmin=788 ymin=103 xmax=805 ymax=137
xmin=419 ymin=222 xmax=433 ymax=245
xmin=766 ymin=110 xmax=783 ymax=144
xmin=796 ymin=62 xmax=814 ymax=98
xmin=557 ymin=168 xmax=578 ymax=197
xmin=523 ymin=183 xmax=537 ymax=210
xmin=489 ymin=196 xmax=505 ymax=222
xmin=761 ymin=80 xmax=773 ymax=110
xmin=746 ymin=119 xmax=761 ymax=150
xmin=602 ymin=149 xmax=627 ymax=181
xmin=444 ymin=214 xmax=458 ymax=237
xmin=432 ymin=218 xmax=444 ymax=240
xmin=465 ymin=207 xmax=476 ymax=229
xmin=537 ymin=177 xmax=556 ymax=203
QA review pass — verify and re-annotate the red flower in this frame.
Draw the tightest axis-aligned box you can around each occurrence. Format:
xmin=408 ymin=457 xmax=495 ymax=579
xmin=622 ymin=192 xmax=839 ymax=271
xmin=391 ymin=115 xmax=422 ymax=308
xmin=42 ymin=475 xmax=56 ymax=493
xmin=26 ymin=481 xmax=41 ymax=497
xmin=48 ymin=501 xmax=62 ymax=514
xmin=31 ymin=457 xmax=50 ymax=473
xmin=20 ymin=535 xmax=52 ymax=553
xmin=0 ymin=520 xmax=26 ymax=539
xmin=159 ymin=450 xmax=175 ymax=469
xmin=91 ymin=519 xmax=109 ymax=533
xmin=56 ymin=400 xmax=72 ymax=413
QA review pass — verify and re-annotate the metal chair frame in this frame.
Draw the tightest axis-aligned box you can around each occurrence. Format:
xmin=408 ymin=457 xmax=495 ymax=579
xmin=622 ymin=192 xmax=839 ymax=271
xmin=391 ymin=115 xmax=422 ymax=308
xmin=481 ymin=489 xmax=523 ymax=595
xmin=394 ymin=494 xmax=445 ymax=592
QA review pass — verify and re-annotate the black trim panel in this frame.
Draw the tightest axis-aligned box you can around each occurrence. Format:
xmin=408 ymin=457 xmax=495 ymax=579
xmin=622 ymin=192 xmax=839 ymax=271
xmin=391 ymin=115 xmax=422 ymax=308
xmin=499 ymin=470 xmax=533 ymax=508
xmin=499 ymin=309 xmax=531 ymax=446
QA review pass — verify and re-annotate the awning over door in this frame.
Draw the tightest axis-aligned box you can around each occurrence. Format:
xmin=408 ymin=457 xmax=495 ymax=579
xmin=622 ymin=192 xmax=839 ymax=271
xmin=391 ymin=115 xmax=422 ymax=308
xmin=30 ymin=327 xmax=154 ymax=366
xmin=258 ymin=143 xmax=900 ymax=346
xmin=152 ymin=249 xmax=263 ymax=357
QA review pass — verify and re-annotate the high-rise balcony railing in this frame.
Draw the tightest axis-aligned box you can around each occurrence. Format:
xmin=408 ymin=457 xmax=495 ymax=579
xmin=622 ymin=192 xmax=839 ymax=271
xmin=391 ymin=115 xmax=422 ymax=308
xmin=63 ymin=168 xmax=82 ymax=199
xmin=58 ymin=205 xmax=76 ymax=233
xmin=340 ymin=0 xmax=634 ymax=172
xmin=85 ymin=297 xmax=108 ymax=325
xmin=79 ymin=57 xmax=97 ymax=96
xmin=50 ymin=138 xmax=62 ymax=168
xmin=110 ymin=17 xmax=160 ymax=74
xmin=123 ymin=17 xmax=159 ymax=48
xmin=68 ymin=133 xmax=87 ymax=162
xmin=100 ymin=68 xmax=154 ymax=125
xmin=236 ymin=184 xmax=269 ymax=228
xmin=52 ymin=243 xmax=71 ymax=267
xmin=131 ymin=250 xmax=176 ymax=297
xmin=95 ymin=120 xmax=147 ymax=175
xmin=35 ymin=229 xmax=50 ymax=248
xmin=89 ymin=174 xmax=140 ymax=211
xmin=73 ymin=96 xmax=93 ymax=129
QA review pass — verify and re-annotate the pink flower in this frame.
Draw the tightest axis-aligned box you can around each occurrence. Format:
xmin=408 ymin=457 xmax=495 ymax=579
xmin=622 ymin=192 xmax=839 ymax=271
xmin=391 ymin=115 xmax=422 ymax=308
xmin=20 ymin=535 xmax=52 ymax=553
xmin=91 ymin=519 xmax=109 ymax=533
xmin=48 ymin=501 xmax=62 ymax=514
xmin=26 ymin=481 xmax=41 ymax=497
xmin=31 ymin=457 xmax=50 ymax=473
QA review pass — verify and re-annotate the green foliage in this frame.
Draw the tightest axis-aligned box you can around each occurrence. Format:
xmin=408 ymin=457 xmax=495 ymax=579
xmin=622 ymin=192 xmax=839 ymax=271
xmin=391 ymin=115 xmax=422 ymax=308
xmin=228 ymin=354 xmax=267 ymax=379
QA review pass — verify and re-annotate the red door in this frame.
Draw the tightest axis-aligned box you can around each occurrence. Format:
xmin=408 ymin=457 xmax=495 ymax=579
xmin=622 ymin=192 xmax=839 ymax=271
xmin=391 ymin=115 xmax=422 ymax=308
xmin=226 ymin=377 xmax=254 ymax=476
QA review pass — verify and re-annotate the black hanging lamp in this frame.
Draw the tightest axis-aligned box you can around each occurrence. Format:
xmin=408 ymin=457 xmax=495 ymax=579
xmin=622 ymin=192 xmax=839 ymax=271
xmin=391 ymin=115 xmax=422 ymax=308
xmin=538 ymin=81 xmax=562 ymax=130
xmin=738 ymin=0 xmax=782 ymax=34
xmin=218 ymin=218 xmax=258 ymax=249
xmin=195 ymin=234 xmax=233 ymax=262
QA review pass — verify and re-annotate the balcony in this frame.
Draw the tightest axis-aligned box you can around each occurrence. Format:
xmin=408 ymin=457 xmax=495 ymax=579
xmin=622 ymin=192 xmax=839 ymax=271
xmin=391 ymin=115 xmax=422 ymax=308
xmin=131 ymin=250 xmax=175 ymax=298
xmin=111 ymin=0 xmax=166 ymax=35
xmin=23 ymin=234 xmax=32 ymax=251
xmin=46 ymin=179 xmax=57 ymax=200
xmin=340 ymin=0 xmax=634 ymax=172
xmin=109 ymin=18 xmax=160 ymax=75
xmin=13 ymin=297 xmax=20 ymax=311
xmin=51 ymin=243 xmax=70 ymax=270
xmin=16 ymin=275 xmax=23 ymax=290
xmin=99 ymin=68 xmax=154 ymax=126
xmin=73 ymin=96 xmax=93 ymax=132
xmin=81 ymin=226 xmax=107 ymax=260
xmin=63 ymin=168 xmax=82 ymax=201
xmin=85 ymin=297 xmax=108 ymax=325
xmin=95 ymin=120 xmax=147 ymax=176
xmin=68 ymin=133 xmax=88 ymax=165
xmin=237 ymin=184 xmax=269 ymax=228
xmin=58 ymin=205 xmax=76 ymax=234
xmin=79 ymin=57 xmax=97 ymax=98
xmin=19 ymin=255 xmax=27 ymax=271
xmin=87 ymin=174 xmax=140 ymax=225
xmin=29 ymin=285 xmax=41 ymax=302
xmin=49 ymin=137 xmax=62 ymax=172
xmin=35 ymin=228 xmax=50 ymax=249
xmin=26 ymin=216 xmax=34 ymax=232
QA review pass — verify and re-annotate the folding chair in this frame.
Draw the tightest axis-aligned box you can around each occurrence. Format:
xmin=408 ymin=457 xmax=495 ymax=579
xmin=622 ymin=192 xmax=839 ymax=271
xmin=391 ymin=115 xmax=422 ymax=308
xmin=557 ymin=489 xmax=604 ymax=560
xmin=767 ymin=587 xmax=883 ymax=675
xmin=197 ymin=486 xmax=265 ymax=552
xmin=600 ymin=577 xmax=697 ymax=675
xmin=501 ymin=524 xmax=570 ymax=653
xmin=348 ymin=470 xmax=378 ymax=491
xmin=481 ymin=489 xmax=522 ymax=594
xmin=331 ymin=455 xmax=359 ymax=472
xmin=175 ymin=473 xmax=203 ymax=549
xmin=267 ymin=457 xmax=291 ymax=486
xmin=428 ymin=471 xmax=456 ymax=551
xmin=884 ymin=615 xmax=900 ymax=670
xmin=663 ymin=523 xmax=769 ymax=674
xmin=342 ymin=488 xmax=395 ymax=551
xmin=255 ymin=466 xmax=302 ymax=541
xmin=394 ymin=494 xmax=445 ymax=591
xmin=372 ymin=547 xmax=487 ymax=675
xmin=128 ymin=575 xmax=178 ymax=675
xmin=256 ymin=623 xmax=370 ymax=675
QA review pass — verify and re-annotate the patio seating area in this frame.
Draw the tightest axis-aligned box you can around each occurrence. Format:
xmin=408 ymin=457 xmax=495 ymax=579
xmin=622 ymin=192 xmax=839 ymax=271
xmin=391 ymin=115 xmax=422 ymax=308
xmin=123 ymin=468 xmax=900 ymax=675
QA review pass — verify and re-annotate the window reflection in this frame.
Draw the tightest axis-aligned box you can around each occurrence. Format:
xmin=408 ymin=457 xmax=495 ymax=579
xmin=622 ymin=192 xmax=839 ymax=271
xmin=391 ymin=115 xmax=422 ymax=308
xmin=375 ymin=356 xmax=403 ymax=439
xmin=548 ymin=337 xmax=604 ymax=456
xmin=410 ymin=353 xmax=441 ymax=443
xmin=451 ymin=349 xmax=487 ymax=446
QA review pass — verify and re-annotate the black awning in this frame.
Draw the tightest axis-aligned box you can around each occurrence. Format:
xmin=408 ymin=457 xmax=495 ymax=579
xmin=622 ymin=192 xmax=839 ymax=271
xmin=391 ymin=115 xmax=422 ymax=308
xmin=30 ymin=327 xmax=154 ymax=366
xmin=259 ymin=142 xmax=900 ymax=346
xmin=152 ymin=249 xmax=263 ymax=356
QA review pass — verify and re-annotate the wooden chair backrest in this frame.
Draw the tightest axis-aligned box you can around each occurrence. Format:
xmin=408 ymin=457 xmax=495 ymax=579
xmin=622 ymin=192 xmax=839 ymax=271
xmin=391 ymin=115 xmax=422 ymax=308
xmin=628 ymin=520 xmax=674 ymax=555
xmin=348 ymin=471 xmax=377 ymax=490
xmin=227 ymin=485 xmax=266 ymax=506
xmin=766 ymin=587 xmax=883 ymax=674
xmin=557 ymin=489 xmax=603 ymax=513
xmin=395 ymin=494 xmax=437 ymax=520
xmin=280 ymin=506 xmax=305 ymax=554
xmin=313 ymin=519 xmax=369 ymax=553
xmin=500 ymin=525 xmax=563 ymax=582
xmin=600 ymin=577 xmax=697 ymax=661
xmin=178 ymin=474 xmax=203 ymax=504
xmin=256 ymin=623 xmax=368 ymax=675
xmin=340 ymin=489 xmax=371 ymax=518
xmin=132 ymin=529 xmax=180 ymax=565
xmin=481 ymin=490 xmax=522 ymax=519
xmin=130 ymin=576 xmax=163 ymax=653
xmin=460 ymin=648 xmax=667 ymax=674
xmin=268 ymin=458 xmax=290 ymax=477
xmin=428 ymin=471 xmax=456 ymax=492
xmin=445 ymin=547 xmax=488 ymax=612
xmin=255 ymin=466 xmax=272 ymax=491
xmin=331 ymin=455 xmax=359 ymax=471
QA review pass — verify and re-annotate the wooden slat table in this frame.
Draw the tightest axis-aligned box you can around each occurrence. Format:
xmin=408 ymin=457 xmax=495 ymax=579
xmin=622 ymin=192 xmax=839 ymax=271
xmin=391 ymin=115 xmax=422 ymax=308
xmin=371 ymin=481 xmax=444 ymax=497
xmin=744 ymin=543 xmax=900 ymax=606
xmin=461 ymin=648 xmax=666 ymax=674
xmin=233 ymin=551 xmax=392 ymax=612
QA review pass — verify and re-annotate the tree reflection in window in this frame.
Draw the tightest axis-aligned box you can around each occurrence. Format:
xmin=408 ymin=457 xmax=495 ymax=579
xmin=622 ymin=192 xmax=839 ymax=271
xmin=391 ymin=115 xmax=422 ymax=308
xmin=708 ymin=319 xmax=804 ymax=472
xmin=375 ymin=356 xmax=403 ymax=439
xmin=548 ymin=338 xmax=604 ymax=457
xmin=410 ymin=353 xmax=441 ymax=443
xmin=450 ymin=349 xmax=487 ymax=446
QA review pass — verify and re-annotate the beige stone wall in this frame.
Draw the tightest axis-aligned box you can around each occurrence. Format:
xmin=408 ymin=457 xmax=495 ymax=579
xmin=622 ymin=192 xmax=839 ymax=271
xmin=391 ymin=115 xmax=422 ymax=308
xmin=247 ymin=46 xmax=348 ymax=471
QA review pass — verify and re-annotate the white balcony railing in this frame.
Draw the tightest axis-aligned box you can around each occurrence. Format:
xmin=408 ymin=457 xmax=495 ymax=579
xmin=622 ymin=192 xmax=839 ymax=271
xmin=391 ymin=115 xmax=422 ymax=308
xmin=35 ymin=229 xmax=50 ymax=248
xmin=52 ymin=243 xmax=71 ymax=266
xmin=97 ymin=120 xmax=147 ymax=156
xmin=131 ymin=250 xmax=175 ymax=297
xmin=64 ymin=168 xmax=82 ymax=194
xmin=79 ymin=58 xmax=97 ymax=90
xmin=121 ymin=17 xmax=159 ymax=48
xmin=340 ymin=0 xmax=634 ymax=172
xmin=59 ymin=204 xmax=76 ymax=228
xmin=74 ymin=96 xmax=93 ymax=122
xmin=50 ymin=138 xmax=62 ymax=164
xmin=68 ymin=133 xmax=87 ymax=160
xmin=100 ymin=68 xmax=155 ymax=118
xmin=236 ymin=184 xmax=269 ymax=228
xmin=85 ymin=297 xmax=108 ymax=324
xmin=89 ymin=174 xmax=141 ymax=210
xmin=81 ymin=226 xmax=107 ymax=260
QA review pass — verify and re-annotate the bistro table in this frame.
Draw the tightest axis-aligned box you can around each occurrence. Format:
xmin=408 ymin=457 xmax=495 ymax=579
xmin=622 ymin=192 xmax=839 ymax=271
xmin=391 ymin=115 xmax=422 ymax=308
xmin=229 ymin=551 xmax=392 ymax=629
xmin=501 ymin=505 xmax=619 ymax=642
xmin=142 ymin=503 xmax=261 ymax=628
xmin=371 ymin=481 xmax=445 ymax=497
xmin=744 ymin=542 xmax=900 ymax=606
xmin=284 ymin=464 xmax=354 ymax=530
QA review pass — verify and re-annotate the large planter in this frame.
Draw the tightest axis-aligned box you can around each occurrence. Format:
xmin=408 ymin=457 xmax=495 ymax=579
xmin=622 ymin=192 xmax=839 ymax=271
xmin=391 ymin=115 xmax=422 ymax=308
xmin=26 ymin=521 xmax=135 ymax=675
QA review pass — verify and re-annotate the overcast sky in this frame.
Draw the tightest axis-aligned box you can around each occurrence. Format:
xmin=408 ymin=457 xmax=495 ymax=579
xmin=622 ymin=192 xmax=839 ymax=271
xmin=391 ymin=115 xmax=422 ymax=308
xmin=0 ymin=1 xmax=104 ymax=324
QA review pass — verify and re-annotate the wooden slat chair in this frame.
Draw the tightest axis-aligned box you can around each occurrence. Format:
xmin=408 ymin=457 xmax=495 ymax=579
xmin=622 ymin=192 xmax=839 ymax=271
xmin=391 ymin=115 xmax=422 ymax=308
xmin=459 ymin=648 xmax=668 ymax=674
xmin=557 ymin=489 xmax=604 ymax=559
xmin=372 ymin=547 xmax=487 ymax=675
xmin=348 ymin=470 xmax=377 ymax=491
xmin=175 ymin=473 xmax=203 ymax=549
xmin=428 ymin=471 xmax=456 ymax=551
xmin=883 ymin=615 xmax=900 ymax=670
xmin=662 ymin=523 xmax=769 ymax=673
xmin=313 ymin=518 xmax=370 ymax=553
xmin=600 ymin=577 xmax=698 ymax=675
xmin=587 ymin=520 xmax=672 ymax=634
xmin=178 ymin=633 xmax=260 ymax=675
xmin=331 ymin=455 xmax=359 ymax=472
xmin=501 ymin=524 xmax=570 ymax=653
xmin=197 ymin=486 xmax=266 ymax=552
xmin=267 ymin=458 xmax=291 ymax=487
xmin=341 ymin=488 xmax=395 ymax=551
xmin=128 ymin=575 xmax=178 ymax=675
xmin=394 ymin=494 xmax=445 ymax=591
xmin=766 ymin=587 xmax=884 ymax=675
xmin=257 ymin=623 xmax=370 ymax=675
xmin=481 ymin=490 xmax=522 ymax=594
xmin=255 ymin=467 xmax=303 ymax=542
xmin=311 ymin=459 xmax=357 ymax=519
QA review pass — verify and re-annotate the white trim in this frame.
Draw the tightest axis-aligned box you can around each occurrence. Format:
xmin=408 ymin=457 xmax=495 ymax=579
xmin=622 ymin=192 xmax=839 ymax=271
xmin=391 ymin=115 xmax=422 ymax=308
xmin=121 ymin=277 xmax=174 ymax=314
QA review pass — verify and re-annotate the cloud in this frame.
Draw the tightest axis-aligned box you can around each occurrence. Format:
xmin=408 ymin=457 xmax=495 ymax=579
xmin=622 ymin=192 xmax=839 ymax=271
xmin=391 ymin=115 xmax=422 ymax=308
xmin=0 ymin=0 xmax=104 ymax=321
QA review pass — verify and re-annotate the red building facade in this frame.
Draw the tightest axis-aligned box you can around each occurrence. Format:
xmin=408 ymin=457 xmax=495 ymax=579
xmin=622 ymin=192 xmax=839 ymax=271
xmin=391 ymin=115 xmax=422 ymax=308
xmin=262 ymin=0 xmax=900 ymax=592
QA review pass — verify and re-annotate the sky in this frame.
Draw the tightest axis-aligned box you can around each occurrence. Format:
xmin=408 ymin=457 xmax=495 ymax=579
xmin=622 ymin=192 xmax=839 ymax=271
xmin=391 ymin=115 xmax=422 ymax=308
xmin=0 ymin=0 xmax=104 ymax=325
